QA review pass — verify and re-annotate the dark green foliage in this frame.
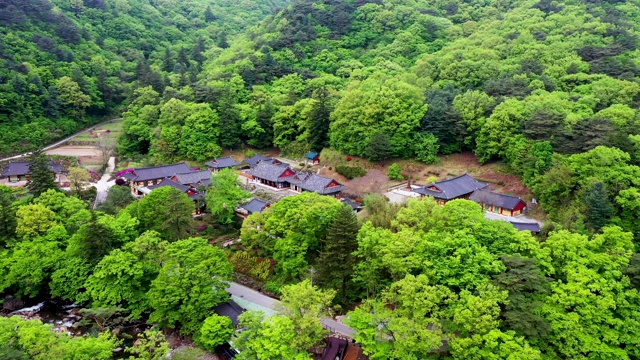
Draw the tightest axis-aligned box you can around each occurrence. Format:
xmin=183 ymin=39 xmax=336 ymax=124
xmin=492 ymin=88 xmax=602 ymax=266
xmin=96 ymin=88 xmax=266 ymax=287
xmin=315 ymin=205 xmax=361 ymax=306
xmin=308 ymin=87 xmax=332 ymax=151
xmin=26 ymin=149 xmax=57 ymax=196
xmin=97 ymin=185 xmax=134 ymax=215
xmin=584 ymin=182 xmax=614 ymax=230
xmin=335 ymin=165 xmax=367 ymax=179
xmin=492 ymin=255 xmax=551 ymax=340
xmin=364 ymin=132 xmax=393 ymax=163
xmin=0 ymin=186 xmax=16 ymax=245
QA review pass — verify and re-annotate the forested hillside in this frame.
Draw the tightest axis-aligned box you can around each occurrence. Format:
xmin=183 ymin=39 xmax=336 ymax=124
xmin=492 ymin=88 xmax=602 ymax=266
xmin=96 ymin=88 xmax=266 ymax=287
xmin=118 ymin=0 xmax=640 ymax=230
xmin=0 ymin=0 xmax=288 ymax=156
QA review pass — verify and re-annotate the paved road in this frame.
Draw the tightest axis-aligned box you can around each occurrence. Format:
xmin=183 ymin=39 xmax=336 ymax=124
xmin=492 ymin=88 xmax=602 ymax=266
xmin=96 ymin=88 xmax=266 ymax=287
xmin=0 ymin=118 xmax=122 ymax=163
xmin=94 ymin=156 xmax=116 ymax=209
xmin=227 ymin=282 xmax=356 ymax=337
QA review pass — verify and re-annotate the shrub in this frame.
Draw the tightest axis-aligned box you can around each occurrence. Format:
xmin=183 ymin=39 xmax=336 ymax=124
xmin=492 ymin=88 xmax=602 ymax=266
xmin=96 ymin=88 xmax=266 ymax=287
xmin=197 ymin=315 xmax=234 ymax=351
xmin=336 ymin=165 xmax=367 ymax=179
xmin=387 ymin=163 xmax=403 ymax=180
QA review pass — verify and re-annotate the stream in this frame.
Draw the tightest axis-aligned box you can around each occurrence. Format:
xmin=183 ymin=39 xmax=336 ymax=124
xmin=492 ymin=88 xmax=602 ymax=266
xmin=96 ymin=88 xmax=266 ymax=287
xmin=3 ymin=299 xmax=150 ymax=356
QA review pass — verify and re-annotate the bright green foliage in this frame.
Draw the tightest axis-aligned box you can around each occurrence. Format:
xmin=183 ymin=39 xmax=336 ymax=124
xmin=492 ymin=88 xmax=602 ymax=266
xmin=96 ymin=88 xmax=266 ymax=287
xmin=125 ymin=329 xmax=170 ymax=360
xmin=148 ymin=237 xmax=232 ymax=335
xmin=0 ymin=316 xmax=118 ymax=360
xmin=128 ymin=186 xmax=194 ymax=242
xmin=232 ymin=311 xmax=311 ymax=360
xmin=34 ymin=189 xmax=91 ymax=233
xmin=50 ymin=256 xmax=93 ymax=302
xmin=15 ymin=204 xmax=57 ymax=240
xmin=197 ymin=315 xmax=234 ymax=351
xmin=330 ymin=76 xmax=426 ymax=158
xmin=241 ymin=192 xmax=344 ymax=283
xmin=279 ymin=280 xmax=335 ymax=351
xmin=386 ymin=163 xmax=403 ymax=180
xmin=414 ymin=133 xmax=440 ymax=164
xmin=0 ymin=227 xmax=65 ymax=298
xmin=206 ymin=168 xmax=251 ymax=225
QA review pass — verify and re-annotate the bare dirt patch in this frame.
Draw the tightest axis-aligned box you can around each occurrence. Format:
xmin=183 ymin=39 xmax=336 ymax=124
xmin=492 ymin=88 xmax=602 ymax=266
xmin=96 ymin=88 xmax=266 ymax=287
xmin=45 ymin=146 xmax=103 ymax=171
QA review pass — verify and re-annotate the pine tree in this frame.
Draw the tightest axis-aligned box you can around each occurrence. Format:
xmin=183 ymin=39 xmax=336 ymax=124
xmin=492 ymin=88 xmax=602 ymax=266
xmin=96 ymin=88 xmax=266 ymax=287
xmin=364 ymin=132 xmax=393 ymax=164
xmin=255 ymin=98 xmax=274 ymax=148
xmin=204 ymin=5 xmax=216 ymax=22
xmin=177 ymin=47 xmax=189 ymax=66
xmin=217 ymin=87 xmax=241 ymax=149
xmin=309 ymin=87 xmax=332 ymax=151
xmin=162 ymin=47 xmax=174 ymax=72
xmin=584 ymin=182 xmax=614 ymax=230
xmin=192 ymin=37 xmax=206 ymax=65
xmin=315 ymin=205 xmax=360 ymax=306
xmin=27 ymin=149 xmax=58 ymax=196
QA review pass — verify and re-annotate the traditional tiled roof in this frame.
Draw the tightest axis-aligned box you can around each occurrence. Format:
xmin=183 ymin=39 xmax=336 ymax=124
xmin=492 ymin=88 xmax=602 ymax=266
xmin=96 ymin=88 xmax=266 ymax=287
xmin=174 ymin=170 xmax=212 ymax=185
xmin=469 ymin=189 xmax=525 ymax=210
xmin=214 ymin=300 xmax=245 ymax=327
xmin=510 ymin=221 xmax=541 ymax=233
xmin=305 ymin=151 xmax=319 ymax=160
xmin=1 ymin=160 xmax=62 ymax=177
xmin=243 ymin=154 xmax=273 ymax=168
xmin=289 ymin=172 xmax=346 ymax=195
xmin=147 ymin=178 xmax=190 ymax=193
xmin=341 ymin=198 xmax=363 ymax=211
xmin=245 ymin=163 xmax=295 ymax=182
xmin=122 ymin=163 xmax=192 ymax=182
xmin=413 ymin=173 xmax=488 ymax=200
xmin=241 ymin=198 xmax=270 ymax=214
xmin=206 ymin=157 xmax=240 ymax=169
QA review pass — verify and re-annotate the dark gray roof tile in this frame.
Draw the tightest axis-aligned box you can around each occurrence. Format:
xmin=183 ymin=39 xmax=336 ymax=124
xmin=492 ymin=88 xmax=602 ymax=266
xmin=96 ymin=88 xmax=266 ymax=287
xmin=173 ymin=170 xmax=212 ymax=185
xmin=127 ymin=163 xmax=192 ymax=182
xmin=413 ymin=173 xmax=487 ymax=200
xmin=206 ymin=157 xmax=240 ymax=169
xmin=469 ymin=189 xmax=525 ymax=210
xmin=245 ymin=163 xmax=295 ymax=182
xmin=1 ymin=160 xmax=62 ymax=177
xmin=241 ymin=198 xmax=270 ymax=214
xmin=147 ymin=178 xmax=190 ymax=193
xmin=510 ymin=221 xmax=541 ymax=232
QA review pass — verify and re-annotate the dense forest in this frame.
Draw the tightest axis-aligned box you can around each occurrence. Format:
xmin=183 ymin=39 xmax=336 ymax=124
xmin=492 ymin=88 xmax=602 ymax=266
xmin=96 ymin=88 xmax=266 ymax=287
xmin=4 ymin=0 xmax=640 ymax=358
xmin=0 ymin=0 xmax=288 ymax=156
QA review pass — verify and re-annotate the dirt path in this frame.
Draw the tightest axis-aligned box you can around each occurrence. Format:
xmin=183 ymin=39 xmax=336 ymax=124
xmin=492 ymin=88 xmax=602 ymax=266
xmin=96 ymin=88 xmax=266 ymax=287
xmin=93 ymin=156 xmax=116 ymax=209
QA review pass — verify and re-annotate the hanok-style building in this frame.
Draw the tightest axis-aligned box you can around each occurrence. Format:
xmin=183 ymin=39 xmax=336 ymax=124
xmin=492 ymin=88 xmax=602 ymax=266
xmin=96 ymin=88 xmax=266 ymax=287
xmin=171 ymin=169 xmax=212 ymax=189
xmin=245 ymin=162 xmax=346 ymax=196
xmin=305 ymin=151 xmax=320 ymax=165
xmin=206 ymin=157 xmax=240 ymax=172
xmin=413 ymin=173 xmax=488 ymax=204
xmin=510 ymin=221 xmax=541 ymax=233
xmin=1 ymin=160 xmax=63 ymax=183
xmin=341 ymin=198 xmax=364 ymax=213
xmin=245 ymin=162 xmax=296 ymax=189
xmin=236 ymin=198 xmax=270 ymax=219
xmin=469 ymin=189 xmax=527 ymax=217
xmin=122 ymin=162 xmax=192 ymax=195
xmin=243 ymin=154 xmax=287 ymax=169
xmin=288 ymin=172 xmax=346 ymax=196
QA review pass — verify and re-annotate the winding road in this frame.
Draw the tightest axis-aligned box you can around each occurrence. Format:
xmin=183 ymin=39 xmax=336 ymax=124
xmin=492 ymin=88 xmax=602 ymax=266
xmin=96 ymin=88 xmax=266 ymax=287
xmin=227 ymin=281 xmax=356 ymax=337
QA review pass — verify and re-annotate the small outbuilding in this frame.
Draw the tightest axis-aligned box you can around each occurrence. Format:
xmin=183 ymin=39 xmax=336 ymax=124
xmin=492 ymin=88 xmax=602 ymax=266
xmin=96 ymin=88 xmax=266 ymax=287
xmin=305 ymin=151 xmax=320 ymax=165
xmin=1 ymin=160 xmax=62 ymax=183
